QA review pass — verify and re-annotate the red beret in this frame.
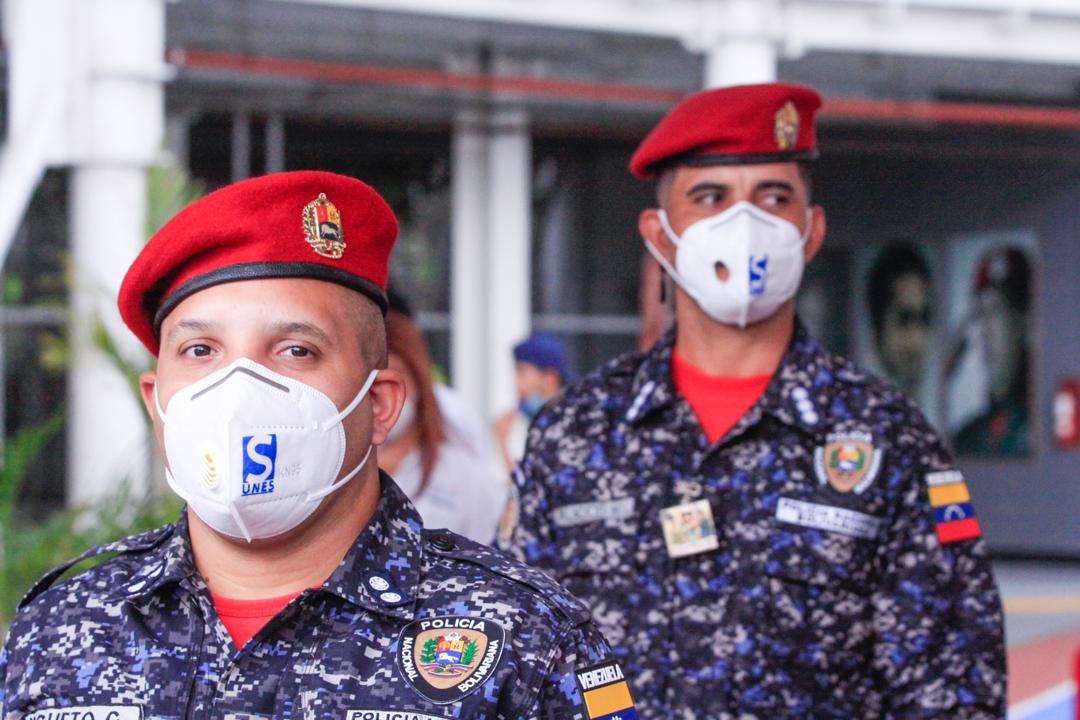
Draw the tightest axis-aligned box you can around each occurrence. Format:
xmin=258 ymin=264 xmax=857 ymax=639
xmin=118 ymin=170 xmax=397 ymax=355
xmin=629 ymin=82 xmax=822 ymax=179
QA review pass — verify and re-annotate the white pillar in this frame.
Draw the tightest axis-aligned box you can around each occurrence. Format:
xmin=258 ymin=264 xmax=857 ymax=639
xmin=450 ymin=109 xmax=489 ymax=415
xmin=484 ymin=108 xmax=531 ymax=421
xmin=68 ymin=170 xmax=155 ymax=506
xmin=67 ymin=0 xmax=166 ymax=507
xmin=701 ymin=0 xmax=778 ymax=88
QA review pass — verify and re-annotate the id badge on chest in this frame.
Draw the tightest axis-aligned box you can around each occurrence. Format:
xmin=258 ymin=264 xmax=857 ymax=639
xmin=659 ymin=499 xmax=719 ymax=558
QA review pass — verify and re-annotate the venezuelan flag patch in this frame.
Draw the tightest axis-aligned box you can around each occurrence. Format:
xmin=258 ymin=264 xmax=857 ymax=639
xmin=575 ymin=661 xmax=638 ymax=720
xmin=926 ymin=470 xmax=982 ymax=544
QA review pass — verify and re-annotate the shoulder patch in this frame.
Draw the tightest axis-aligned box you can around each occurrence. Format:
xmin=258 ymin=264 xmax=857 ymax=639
xmin=575 ymin=660 xmax=638 ymax=719
xmin=18 ymin=524 xmax=174 ymax=609
xmin=396 ymin=615 xmax=505 ymax=704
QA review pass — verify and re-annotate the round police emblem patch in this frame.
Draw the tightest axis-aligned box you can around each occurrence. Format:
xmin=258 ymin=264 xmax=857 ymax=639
xmin=396 ymin=615 xmax=506 ymax=704
xmin=814 ymin=430 xmax=882 ymax=494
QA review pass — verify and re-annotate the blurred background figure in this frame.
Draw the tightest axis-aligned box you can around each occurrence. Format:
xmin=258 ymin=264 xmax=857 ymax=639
xmin=867 ymin=242 xmax=933 ymax=400
xmin=378 ymin=300 xmax=505 ymax=543
xmin=950 ymin=247 xmax=1032 ymax=457
xmin=493 ymin=333 xmax=571 ymax=472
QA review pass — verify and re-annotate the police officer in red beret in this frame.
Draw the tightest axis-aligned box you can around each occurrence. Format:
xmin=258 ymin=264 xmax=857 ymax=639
xmin=499 ymin=84 xmax=1006 ymax=718
xmin=1 ymin=171 xmax=636 ymax=718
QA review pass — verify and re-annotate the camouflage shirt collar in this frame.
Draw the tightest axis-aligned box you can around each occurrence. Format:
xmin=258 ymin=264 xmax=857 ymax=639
xmin=122 ymin=513 xmax=198 ymax=605
xmin=127 ymin=473 xmax=421 ymax=621
xmin=627 ymin=319 xmax=841 ymax=440
xmin=319 ymin=471 xmax=421 ymax=621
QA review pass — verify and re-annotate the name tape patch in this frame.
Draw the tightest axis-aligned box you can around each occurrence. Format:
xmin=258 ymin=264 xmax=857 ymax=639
xmin=775 ymin=497 xmax=883 ymax=540
xmin=25 ymin=707 xmax=142 ymax=720
xmin=553 ymin=498 xmax=635 ymax=528
xmin=575 ymin=661 xmax=638 ymax=720
xmin=346 ymin=713 xmax=447 ymax=720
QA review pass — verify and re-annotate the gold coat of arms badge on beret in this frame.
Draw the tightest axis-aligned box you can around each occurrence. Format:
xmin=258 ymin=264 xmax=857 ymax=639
xmin=774 ymin=100 xmax=800 ymax=151
xmin=302 ymin=193 xmax=346 ymax=259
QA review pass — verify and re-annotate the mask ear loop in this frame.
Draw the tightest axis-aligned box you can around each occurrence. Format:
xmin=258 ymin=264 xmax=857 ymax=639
xmin=645 ymin=210 xmax=688 ymax=289
xmin=305 ymin=444 xmax=374 ymax=503
xmin=305 ymin=368 xmax=380 ymax=502
xmin=320 ymin=369 xmax=379 ymax=430
xmin=153 ymin=384 xmax=171 ymax=426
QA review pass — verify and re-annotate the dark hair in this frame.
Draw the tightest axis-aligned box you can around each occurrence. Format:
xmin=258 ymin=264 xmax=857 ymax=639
xmin=386 ymin=309 xmax=445 ymax=495
xmin=867 ymin=242 xmax=931 ymax=336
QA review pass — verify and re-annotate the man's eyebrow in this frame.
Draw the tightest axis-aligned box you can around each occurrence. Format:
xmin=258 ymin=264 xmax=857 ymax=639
xmin=685 ymin=181 xmax=729 ymax=196
xmin=164 ymin=318 xmax=218 ymax=346
xmin=268 ymin=320 xmax=335 ymax=346
xmin=755 ymin=180 xmax=796 ymax=193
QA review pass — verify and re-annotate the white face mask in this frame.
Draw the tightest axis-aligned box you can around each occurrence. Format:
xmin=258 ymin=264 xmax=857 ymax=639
xmin=385 ymin=396 xmax=415 ymax=443
xmin=154 ymin=358 xmax=379 ymax=542
xmin=648 ymin=201 xmax=811 ymax=328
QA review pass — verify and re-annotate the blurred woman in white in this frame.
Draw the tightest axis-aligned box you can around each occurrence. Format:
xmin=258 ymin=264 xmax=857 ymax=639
xmin=378 ymin=307 xmax=506 ymax=543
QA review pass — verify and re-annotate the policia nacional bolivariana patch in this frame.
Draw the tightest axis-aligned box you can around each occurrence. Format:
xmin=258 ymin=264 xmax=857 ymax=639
xmin=396 ymin=615 xmax=506 ymax=704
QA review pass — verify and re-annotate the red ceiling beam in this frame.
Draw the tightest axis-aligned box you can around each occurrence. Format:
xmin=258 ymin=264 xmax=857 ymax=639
xmin=171 ymin=49 xmax=1080 ymax=130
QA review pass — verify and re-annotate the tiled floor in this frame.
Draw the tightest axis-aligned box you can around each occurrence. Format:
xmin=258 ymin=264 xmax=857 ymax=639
xmin=996 ymin=560 xmax=1080 ymax=719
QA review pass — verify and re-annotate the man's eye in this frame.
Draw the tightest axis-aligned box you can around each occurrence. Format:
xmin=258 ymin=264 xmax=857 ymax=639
xmin=759 ymin=193 xmax=791 ymax=208
xmin=286 ymin=346 xmax=312 ymax=358
xmin=184 ymin=344 xmax=212 ymax=358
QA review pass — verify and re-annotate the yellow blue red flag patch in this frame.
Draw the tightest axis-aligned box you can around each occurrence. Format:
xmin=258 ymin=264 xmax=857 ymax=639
xmin=926 ymin=470 xmax=982 ymax=544
xmin=575 ymin=661 xmax=637 ymax=720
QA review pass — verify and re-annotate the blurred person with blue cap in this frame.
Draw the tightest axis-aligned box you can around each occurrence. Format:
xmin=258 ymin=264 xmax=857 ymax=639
xmin=493 ymin=333 xmax=572 ymax=472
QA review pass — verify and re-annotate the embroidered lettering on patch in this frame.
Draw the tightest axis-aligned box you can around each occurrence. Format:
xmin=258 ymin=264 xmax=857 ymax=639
xmin=814 ymin=431 xmax=882 ymax=494
xmin=775 ymin=497 xmax=883 ymax=540
xmin=925 ymin=469 xmax=965 ymax=487
xmin=396 ymin=615 xmax=505 ymax=705
xmin=25 ymin=707 xmax=143 ymax=720
xmin=552 ymin=498 xmax=635 ymax=528
xmin=575 ymin=661 xmax=639 ymax=720
xmin=346 ymin=712 xmax=447 ymax=720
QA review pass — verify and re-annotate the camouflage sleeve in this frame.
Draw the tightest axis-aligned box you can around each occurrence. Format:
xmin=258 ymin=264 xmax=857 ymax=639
xmin=495 ymin=421 xmax=558 ymax=570
xmin=0 ymin=638 xmax=7 ymax=713
xmin=873 ymin=437 xmax=1007 ymax=718
xmin=529 ymin=620 xmax=637 ymax=720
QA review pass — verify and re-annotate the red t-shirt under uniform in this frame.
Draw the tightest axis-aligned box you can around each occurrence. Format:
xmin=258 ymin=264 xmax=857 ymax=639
xmin=212 ymin=589 xmax=308 ymax=649
xmin=672 ymin=351 xmax=773 ymax=445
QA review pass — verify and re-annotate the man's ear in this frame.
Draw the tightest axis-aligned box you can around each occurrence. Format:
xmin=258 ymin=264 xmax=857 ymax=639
xmin=639 ymin=208 xmax=676 ymax=266
xmin=804 ymin=205 xmax=826 ymax=263
xmin=139 ymin=371 xmax=159 ymax=420
xmin=369 ymin=368 xmax=406 ymax=445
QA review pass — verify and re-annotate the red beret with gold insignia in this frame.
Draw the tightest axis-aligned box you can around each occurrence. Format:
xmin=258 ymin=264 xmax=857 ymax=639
xmin=118 ymin=170 xmax=397 ymax=355
xmin=629 ymin=82 xmax=823 ymax=179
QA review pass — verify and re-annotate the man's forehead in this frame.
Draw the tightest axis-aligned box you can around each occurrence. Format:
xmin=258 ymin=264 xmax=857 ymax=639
xmin=159 ymin=277 xmax=367 ymax=335
xmin=672 ymin=160 xmax=803 ymax=187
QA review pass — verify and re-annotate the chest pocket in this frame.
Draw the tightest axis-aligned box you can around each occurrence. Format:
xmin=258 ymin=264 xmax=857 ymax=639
xmin=760 ymin=521 xmax=882 ymax=712
xmin=549 ymin=496 xmax=640 ymax=582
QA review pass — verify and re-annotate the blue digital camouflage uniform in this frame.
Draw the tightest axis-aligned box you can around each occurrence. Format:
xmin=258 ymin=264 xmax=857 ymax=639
xmin=1 ymin=473 xmax=636 ymax=719
xmin=498 ymin=323 xmax=1006 ymax=719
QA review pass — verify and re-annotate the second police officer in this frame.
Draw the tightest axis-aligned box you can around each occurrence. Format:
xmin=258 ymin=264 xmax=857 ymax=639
xmin=499 ymin=83 xmax=1007 ymax=718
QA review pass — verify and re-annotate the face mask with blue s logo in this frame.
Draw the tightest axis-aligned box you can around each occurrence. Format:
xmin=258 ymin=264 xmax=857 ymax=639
xmin=649 ymin=201 xmax=811 ymax=328
xmin=154 ymin=358 xmax=378 ymax=542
